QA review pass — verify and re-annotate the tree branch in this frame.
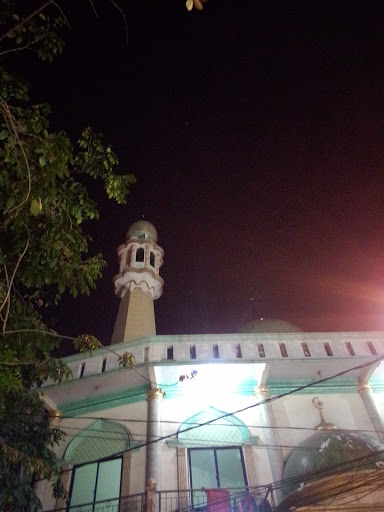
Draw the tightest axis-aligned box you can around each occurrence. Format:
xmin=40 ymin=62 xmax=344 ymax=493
xmin=0 ymin=234 xmax=30 ymax=320
xmin=0 ymin=98 xmax=32 ymax=214
xmin=0 ymin=37 xmax=41 ymax=57
xmin=0 ymin=1 xmax=54 ymax=43
xmin=108 ymin=0 xmax=128 ymax=44
xmin=2 ymin=264 xmax=11 ymax=335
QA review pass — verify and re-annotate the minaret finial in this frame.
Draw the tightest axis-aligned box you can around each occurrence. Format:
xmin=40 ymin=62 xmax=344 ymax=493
xmin=312 ymin=397 xmax=338 ymax=431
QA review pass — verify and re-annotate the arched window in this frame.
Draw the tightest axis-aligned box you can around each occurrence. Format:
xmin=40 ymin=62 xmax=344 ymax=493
xmin=64 ymin=420 xmax=131 ymax=511
xmin=136 ymin=248 xmax=144 ymax=262
xmin=178 ymin=407 xmax=249 ymax=446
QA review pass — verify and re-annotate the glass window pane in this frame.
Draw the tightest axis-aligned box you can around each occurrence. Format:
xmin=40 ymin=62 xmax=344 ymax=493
xmin=70 ymin=463 xmax=98 ymax=509
xmin=190 ymin=449 xmax=217 ymax=508
xmin=190 ymin=449 xmax=217 ymax=489
xmin=95 ymin=458 xmax=122 ymax=510
xmin=216 ymin=449 xmax=246 ymax=489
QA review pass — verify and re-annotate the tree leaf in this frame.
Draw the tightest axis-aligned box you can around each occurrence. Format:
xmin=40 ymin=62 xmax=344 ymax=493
xmin=30 ymin=199 xmax=40 ymax=216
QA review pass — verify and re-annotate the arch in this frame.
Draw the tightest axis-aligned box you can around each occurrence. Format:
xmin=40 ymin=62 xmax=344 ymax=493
xmin=135 ymin=247 xmax=145 ymax=262
xmin=178 ymin=407 xmax=250 ymax=446
xmin=64 ymin=419 xmax=131 ymax=465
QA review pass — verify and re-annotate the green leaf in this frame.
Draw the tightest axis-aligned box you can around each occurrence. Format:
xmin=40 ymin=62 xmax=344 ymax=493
xmin=39 ymin=155 xmax=47 ymax=167
xmin=0 ymin=129 xmax=8 ymax=140
xmin=5 ymin=196 xmax=15 ymax=212
xmin=30 ymin=199 xmax=40 ymax=216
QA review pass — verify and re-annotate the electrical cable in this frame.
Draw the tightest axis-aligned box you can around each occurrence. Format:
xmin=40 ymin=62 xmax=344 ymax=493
xmin=11 ymin=354 xmax=384 ymax=507
xmin=269 ymin=447 xmax=384 ymax=502
xmin=323 ymin=435 xmax=384 ymax=509
xmin=55 ymin=354 xmax=384 ymax=463
xmin=57 ymin=416 xmax=384 ymax=436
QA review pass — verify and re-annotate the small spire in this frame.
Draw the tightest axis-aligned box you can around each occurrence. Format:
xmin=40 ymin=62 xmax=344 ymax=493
xmin=312 ymin=397 xmax=338 ymax=431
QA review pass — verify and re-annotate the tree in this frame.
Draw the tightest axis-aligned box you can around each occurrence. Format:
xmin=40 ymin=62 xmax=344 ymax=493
xmin=0 ymin=2 xmax=135 ymax=509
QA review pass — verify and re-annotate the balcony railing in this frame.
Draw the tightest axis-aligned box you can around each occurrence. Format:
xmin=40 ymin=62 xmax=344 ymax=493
xmin=48 ymin=487 xmax=274 ymax=512
xmin=158 ymin=487 xmax=273 ymax=512
xmin=50 ymin=492 xmax=146 ymax=512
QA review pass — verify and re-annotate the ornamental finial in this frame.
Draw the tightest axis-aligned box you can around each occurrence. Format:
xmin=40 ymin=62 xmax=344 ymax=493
xmin=312 ymin=397 xmax=338 ymax=431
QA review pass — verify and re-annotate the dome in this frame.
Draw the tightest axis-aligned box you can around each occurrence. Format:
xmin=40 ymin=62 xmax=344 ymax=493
xmin=126 ymin=220 xmax=158 ymax=243
xmin=282 ymin=430 xmax=384 ymax=498
xmin=239 ymin=318 xmax=302 ymax=334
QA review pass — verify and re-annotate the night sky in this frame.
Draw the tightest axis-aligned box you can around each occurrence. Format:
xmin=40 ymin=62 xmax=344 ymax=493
xmin=12 ymin=1 xmax=384 ymax=348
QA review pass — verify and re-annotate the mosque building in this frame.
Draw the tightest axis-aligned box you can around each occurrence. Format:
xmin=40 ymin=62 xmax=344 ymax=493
xmin=37 ymin=221 xmax=384 ymax=511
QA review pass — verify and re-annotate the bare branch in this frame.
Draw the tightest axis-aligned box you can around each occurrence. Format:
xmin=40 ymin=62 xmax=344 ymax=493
xmin=0 ymin=234 xmax=30 ymax=317
xmin=2 ymin=264 xmax=11 ymax=335
xmin=52 ymin=2 xmax=71 ymax=29
xmin=108 ymin=0 xmax=128 ymax=44
xmin=0 ymin=98 xmax=32 ymax=214
xmin=2 ymin=328 xmax=75 ymax=341
xmin=0 ymin=37 xmax=41 ymax=57
xmin=88 ymin=0 xmax=99 ymax=18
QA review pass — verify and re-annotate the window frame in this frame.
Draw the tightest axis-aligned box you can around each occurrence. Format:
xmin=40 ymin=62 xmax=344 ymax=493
xmin=188 ymin=446 xmax=248 ymax=506
xmin=67 ymin=455 xmax=123 ymax=511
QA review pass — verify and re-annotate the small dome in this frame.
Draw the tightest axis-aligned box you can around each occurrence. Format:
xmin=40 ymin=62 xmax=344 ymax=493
xmin=126 ymin=220 xmax=158 ymax=243
xmin=239 ymin=318 xmax=302 ymax=334
xmin=282 ymin=430 xmax=384 ymax=498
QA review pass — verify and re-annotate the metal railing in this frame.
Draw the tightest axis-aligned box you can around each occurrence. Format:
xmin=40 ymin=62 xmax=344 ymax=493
xmin=157 ymin=487 xmax=273 ymax=512
xmin=49 ymin=487 xmax=274 ymax=512
xmin=50 ymin=492 xmax=146 ymax=512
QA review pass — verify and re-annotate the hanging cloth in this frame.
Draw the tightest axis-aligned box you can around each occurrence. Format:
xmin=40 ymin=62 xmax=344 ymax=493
xmin=205 ymin=488 xmax=231 ymax=512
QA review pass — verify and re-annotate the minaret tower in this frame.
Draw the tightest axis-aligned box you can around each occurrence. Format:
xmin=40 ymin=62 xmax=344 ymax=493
xmin=111 ymin=220 xmax=164 ymax=344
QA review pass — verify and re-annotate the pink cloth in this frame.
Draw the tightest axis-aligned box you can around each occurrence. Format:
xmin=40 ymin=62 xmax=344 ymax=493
xmin=205 ymin=488 xmax=231 ymax=512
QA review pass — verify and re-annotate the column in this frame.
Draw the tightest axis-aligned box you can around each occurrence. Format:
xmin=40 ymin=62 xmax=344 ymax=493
xmin=130 ymin=245 xmax=137 ymax=266
xmin=359 ymin=382 xmax=384 ymax=441
xmin=254 ymin=386 xmax=284 ymax=504
xmin=177 ymin=445 xmax=189 ymax=511
xmin=34 ymin=410 xmax=64 ymax=510
xmin=146 ymin=389 xmax=165 ymax=487
xmin=120 ymin=452 xmax=132 ymax=512
xmin=56 ymin=463 xmax=73 ymax=511
xmin=144 ymin=244 xmax=150 ymax=267
xmin=243 ymin=444 xmax=258 ymax=487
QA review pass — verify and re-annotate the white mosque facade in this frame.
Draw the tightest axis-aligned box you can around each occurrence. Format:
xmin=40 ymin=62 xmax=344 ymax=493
xmin=37 ymin=221 xmax=384 ymax=512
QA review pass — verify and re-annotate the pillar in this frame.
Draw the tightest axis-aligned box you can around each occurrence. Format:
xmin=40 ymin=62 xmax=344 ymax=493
xmin=34 ymin=410 xmax=64 ymax=510
xmin=243 ymin=444 xmax=258 ymax=487
xmin=120 ymin=452 xmax=132 ymax=512
xmin=146 ymin=389 xmax=165 ymax=487
xmin=254 ymin=386 xmax=284 ymax=504
xmin=177 ymin=445 xmax=189 ymax=511
xmin=358 ymin=382 xmax=384 ymax=441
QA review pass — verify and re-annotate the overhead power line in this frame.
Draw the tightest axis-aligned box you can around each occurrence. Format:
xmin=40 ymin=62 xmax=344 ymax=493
xmin=64 ymin=354 xmax=384 ymax=458
xmin=27 ymin=354 xmax=384 ymax=485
